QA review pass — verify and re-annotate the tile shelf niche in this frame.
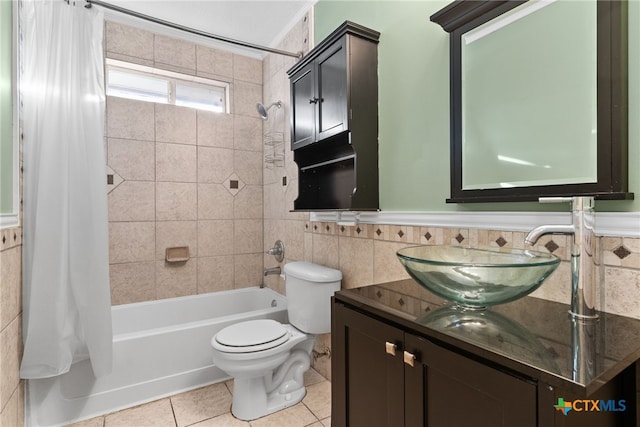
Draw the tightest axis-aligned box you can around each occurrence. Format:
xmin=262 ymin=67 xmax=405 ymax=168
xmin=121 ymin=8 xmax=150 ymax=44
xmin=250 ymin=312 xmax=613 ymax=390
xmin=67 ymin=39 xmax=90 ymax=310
xmin=287 ymin=21 xmax=380 ymax=211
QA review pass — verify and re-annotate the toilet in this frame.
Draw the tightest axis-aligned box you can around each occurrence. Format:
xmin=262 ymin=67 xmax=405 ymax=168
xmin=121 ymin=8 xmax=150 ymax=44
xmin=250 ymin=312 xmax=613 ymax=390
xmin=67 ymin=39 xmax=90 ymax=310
xmin=210 ymin=261 xmax=342 ymax=421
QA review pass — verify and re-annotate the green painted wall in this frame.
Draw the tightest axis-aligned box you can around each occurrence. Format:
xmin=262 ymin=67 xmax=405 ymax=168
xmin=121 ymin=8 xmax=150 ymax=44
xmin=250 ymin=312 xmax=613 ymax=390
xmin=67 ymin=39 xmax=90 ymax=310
xmin=314 ymin=0 xmax=639 ymax=212
xmin=0 ymin=0 xmax=14 ymax=214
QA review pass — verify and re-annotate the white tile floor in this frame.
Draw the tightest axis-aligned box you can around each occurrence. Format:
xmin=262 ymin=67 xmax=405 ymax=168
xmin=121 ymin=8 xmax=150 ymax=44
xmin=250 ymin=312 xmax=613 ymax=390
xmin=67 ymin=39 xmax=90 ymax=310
xmin=67 ymin=369 xmax=331 ymax=427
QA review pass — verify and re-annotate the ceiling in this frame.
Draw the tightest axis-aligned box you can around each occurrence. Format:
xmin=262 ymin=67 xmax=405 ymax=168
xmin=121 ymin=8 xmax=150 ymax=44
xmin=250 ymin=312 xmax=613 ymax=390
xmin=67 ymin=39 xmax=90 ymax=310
xmin=101 ymin=0 xmax=315 ymax=57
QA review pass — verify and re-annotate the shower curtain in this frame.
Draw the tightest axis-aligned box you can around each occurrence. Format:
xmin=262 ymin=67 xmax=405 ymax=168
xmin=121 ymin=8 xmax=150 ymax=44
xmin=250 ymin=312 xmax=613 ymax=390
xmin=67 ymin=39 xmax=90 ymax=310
xmin=20 ymin=0 xmax=112 ymax=379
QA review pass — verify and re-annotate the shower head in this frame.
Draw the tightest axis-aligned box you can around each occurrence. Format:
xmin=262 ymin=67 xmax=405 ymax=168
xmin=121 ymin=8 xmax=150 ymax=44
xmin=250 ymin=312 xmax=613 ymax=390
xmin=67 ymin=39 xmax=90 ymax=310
xmin=256 ymin=101 xmax=282 ymax=120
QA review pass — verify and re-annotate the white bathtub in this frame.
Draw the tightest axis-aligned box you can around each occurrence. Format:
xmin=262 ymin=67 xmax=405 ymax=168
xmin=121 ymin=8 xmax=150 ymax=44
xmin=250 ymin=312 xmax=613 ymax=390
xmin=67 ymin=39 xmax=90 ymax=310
xmin=26 ymin=287 xmax=288 ymax=427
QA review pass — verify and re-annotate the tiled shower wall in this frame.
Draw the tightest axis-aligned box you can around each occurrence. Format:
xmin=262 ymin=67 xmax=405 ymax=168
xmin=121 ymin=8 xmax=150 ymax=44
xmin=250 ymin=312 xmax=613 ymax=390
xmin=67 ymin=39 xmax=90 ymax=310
xmin=105 ymin=22 xmax=265 ymax=305
xmin=262 ymin=14 xmax=311 ymax=295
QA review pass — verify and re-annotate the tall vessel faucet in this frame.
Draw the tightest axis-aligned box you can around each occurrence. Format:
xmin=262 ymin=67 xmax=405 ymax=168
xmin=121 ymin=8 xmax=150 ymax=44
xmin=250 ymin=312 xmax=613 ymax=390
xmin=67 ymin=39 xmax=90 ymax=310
xmin=524 ymin=197 xmax=598 ymax=320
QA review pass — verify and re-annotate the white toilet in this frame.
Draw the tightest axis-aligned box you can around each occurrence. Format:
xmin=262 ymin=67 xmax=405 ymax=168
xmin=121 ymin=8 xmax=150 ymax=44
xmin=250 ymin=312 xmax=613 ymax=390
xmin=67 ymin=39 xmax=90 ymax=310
xmin=210 ymin=261 xmax=342 ymax=421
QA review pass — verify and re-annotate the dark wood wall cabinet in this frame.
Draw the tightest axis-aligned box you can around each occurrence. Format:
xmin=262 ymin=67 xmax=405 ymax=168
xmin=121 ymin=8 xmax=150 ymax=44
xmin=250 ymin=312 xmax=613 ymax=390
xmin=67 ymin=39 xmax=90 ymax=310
xmin=287 ymin=21 xmax=379 ymax=211
xmin=332 ymin=281 xmax=640 ymax=427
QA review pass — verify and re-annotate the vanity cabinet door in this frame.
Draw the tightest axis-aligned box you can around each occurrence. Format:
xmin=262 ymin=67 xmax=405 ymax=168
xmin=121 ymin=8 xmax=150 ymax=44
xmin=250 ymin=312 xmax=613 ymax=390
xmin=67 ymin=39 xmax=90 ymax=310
xmin=290 ymin=62 xmax=316 ymax=149
xmin=404 ymin=334 xmax=537 ymax=427
xmin=332 ymin=302 xmax=405 ymax=427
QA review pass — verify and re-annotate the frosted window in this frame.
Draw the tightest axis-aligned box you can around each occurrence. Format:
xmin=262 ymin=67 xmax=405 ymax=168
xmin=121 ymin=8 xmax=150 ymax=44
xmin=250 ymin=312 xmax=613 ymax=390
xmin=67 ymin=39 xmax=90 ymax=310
xmin=107 ymin=69 xmax=169 ymax=103
xmin=105 ymin=60 xmax=228 ymax=113
xmin=176 ymin=82 xmax=225 ymax=112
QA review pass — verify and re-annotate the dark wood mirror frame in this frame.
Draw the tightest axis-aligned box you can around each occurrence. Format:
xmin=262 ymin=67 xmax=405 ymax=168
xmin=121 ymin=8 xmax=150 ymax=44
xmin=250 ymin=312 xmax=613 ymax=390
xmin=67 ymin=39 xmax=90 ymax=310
xmin=431 ymin=0 xmax=632 ymax=203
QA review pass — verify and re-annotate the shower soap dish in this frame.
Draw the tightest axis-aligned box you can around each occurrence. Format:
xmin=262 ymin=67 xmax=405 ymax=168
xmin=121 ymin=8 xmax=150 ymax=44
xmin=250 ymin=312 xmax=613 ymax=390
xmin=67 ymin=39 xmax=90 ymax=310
xmin=166 ymin=246 xmax=189 ymax=263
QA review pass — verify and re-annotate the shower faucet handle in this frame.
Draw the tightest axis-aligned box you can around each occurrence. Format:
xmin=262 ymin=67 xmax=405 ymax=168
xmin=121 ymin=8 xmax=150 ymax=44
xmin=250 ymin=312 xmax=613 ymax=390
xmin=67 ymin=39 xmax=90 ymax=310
xmin=308 ymin=97 xmax=319 ymax=104
xmin=266 ymin=240 xmax=285 ymax=263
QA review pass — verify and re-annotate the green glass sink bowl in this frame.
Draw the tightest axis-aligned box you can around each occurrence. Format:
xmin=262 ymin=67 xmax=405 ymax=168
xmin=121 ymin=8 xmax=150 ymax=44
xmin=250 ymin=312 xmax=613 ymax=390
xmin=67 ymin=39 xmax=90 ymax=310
xmin=396 ymin=245 xmax=560 ymax=309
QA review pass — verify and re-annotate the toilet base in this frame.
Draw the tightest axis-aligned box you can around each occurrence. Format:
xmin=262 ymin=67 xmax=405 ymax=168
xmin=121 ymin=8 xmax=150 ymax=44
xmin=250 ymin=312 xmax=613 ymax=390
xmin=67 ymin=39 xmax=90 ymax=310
xmin=231 ymin=376 xmax=307 ymax=421
xmin=230 ymin=348 xmax=311 ymax=421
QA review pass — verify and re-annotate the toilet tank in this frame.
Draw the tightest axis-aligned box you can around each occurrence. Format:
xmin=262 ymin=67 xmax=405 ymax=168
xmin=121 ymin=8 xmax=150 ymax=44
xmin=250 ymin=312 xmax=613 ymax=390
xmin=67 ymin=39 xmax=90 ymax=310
xmin=283 ymin=262 xmax=342 ymax=334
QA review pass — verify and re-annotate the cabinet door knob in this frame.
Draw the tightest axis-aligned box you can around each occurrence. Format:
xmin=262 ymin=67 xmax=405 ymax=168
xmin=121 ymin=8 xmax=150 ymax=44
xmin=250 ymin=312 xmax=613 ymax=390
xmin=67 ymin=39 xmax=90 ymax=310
xmin=385 ymin=341 xmax=397 ymax=356
xmin=403 ymin=351 xmax=416 ymax=367
xmin=309 ymin=97 xmax=319 ymax=104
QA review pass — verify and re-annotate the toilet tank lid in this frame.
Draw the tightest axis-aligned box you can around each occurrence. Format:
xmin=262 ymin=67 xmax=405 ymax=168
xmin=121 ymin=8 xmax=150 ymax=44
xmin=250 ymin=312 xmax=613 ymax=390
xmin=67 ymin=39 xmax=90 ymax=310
xmin=283 ymin=262 xmax=342 ymax=282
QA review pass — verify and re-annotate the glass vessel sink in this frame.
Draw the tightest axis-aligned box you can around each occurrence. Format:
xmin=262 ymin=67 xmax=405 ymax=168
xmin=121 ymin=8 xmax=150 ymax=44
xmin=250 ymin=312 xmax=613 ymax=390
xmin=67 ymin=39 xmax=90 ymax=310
xmin=396 ymin=246 xmax=560 ymax=309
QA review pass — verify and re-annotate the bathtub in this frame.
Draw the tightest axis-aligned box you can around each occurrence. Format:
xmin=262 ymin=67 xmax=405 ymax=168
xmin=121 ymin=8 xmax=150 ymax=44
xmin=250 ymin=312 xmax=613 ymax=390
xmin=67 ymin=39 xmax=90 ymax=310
xmin=26 ymin=286 xmax=288 ymax=427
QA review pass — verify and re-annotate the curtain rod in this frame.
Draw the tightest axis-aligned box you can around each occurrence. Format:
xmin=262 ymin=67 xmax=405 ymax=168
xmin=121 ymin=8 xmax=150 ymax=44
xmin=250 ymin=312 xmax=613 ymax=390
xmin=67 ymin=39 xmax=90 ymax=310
xmin=84 ymin=0 xmax=303 ymax=59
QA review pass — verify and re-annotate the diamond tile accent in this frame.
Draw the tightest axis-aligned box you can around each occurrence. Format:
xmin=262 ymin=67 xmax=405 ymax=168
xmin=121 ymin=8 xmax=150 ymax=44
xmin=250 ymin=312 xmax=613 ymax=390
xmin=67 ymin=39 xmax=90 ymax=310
xmin=106 ymin=166 xmax=124 ymax=194
xmin=398 ymin=298 xmax=405 ymax=306
xmin=398 ymin=230 xmax=405 ymax=238
xmin=495 ymin=237 xmax=507 ymax=247
xmin=455 ymin=233 xmax=465 ymax=243
xmin=356 ymin=227 xmax=362 ymax=235
xmin=224 ymin=173 xmax=245 ymax=196
xmin=613 ymin=245 xmax=631 ymax=259
xmin=376 ymin=290 xmax=382 ymax=299
xmin=376 ymin=228 xmax=382 ymax=236
xmin=424 ymin=232 xmax=432 ymax=241
xmin=545 ymin=240 xmax=559 ymax=253
xmin=340 ymin=226 xmax=345 ymax=233
xmin=326 ymin=225 xmax=331 ymax=232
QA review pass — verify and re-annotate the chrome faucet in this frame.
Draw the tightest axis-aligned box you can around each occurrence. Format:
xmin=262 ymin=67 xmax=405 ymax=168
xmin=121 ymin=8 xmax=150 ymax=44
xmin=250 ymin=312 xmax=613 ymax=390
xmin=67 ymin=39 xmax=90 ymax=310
xmin=525 ymin=196 xmax=598 ymax=320
xmin=266 ymin=240 xmax=285 ymax=263
xmin=264 ymin=267 xmax=281 ymax=276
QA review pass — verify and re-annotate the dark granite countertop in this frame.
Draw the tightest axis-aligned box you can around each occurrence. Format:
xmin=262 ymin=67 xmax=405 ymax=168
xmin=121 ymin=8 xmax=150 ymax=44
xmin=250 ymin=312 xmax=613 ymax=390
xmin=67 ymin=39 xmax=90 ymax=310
xmin=335 ymin=279 xmax=640 ymax=396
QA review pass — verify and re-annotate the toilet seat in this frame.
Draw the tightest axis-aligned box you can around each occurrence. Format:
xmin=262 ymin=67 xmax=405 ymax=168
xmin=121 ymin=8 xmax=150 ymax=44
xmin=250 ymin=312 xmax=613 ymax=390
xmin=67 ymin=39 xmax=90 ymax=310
xmin=214 ymin=319 xmax=290 ymax=353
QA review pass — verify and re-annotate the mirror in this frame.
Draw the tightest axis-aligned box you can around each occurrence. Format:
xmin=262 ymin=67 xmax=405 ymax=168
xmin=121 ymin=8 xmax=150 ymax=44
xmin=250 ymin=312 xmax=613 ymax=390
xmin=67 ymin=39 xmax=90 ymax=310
xmin=431 ymin=0 xmax=631 ymax=203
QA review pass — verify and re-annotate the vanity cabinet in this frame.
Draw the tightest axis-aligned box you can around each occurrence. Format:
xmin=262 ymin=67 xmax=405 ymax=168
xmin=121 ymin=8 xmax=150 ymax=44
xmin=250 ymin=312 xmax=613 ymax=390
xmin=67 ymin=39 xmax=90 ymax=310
xmin=332 ymin=282 xmax=640 ymax=427
xmin=332 ymin=301 xmax=536 ymax=427
xmin=287 ymin=21 xmax=379 ymax=211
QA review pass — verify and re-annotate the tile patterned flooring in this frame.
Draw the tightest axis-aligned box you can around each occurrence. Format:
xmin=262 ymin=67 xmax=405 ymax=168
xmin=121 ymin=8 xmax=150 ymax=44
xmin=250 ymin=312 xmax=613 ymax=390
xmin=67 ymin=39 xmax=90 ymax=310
xmin=67 ymin=369 xmax=331 ymax=427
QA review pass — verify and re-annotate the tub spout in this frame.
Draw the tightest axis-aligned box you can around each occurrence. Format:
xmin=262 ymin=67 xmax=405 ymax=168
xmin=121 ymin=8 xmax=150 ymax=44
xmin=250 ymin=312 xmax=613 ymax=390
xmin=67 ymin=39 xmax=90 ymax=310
xmin=264 ymin=267 xmax=281 ymax=276
xmin=525 ymin=196 xmax=597 ymax=320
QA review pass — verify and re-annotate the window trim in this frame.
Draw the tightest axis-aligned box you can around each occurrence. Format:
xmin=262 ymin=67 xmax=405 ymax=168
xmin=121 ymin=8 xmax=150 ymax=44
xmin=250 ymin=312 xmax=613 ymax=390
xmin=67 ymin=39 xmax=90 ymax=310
xmin=105 ymin=58 xmax=230 ymax=113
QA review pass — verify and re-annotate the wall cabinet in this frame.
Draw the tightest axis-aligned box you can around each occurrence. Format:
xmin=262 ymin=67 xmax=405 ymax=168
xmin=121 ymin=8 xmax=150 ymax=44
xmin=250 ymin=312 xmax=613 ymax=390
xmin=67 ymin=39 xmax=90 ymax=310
xmin=332 ymin=283 xmax=640 ymax=427
xmin=290 ymin=38 xmax=348 ymax=149
xmin=287 ymin=21 xmax=379 ymax=211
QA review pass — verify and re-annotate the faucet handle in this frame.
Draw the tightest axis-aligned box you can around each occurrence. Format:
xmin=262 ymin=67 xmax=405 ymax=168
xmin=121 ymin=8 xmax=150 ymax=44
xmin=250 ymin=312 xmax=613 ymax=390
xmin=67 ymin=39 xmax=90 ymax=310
xmin=266 ymin=240 xmax=285 ymax=263
xmin=538 ymin=197 xmax=573 ymax=204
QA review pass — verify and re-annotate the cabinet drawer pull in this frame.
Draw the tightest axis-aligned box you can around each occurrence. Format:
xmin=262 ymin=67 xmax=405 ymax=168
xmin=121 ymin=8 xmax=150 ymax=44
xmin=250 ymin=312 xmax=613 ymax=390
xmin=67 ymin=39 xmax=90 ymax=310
xmin=403 ymin=351 xmax=416 ymax=367
xmin=385 ymin=341 xmax=397 ymax=356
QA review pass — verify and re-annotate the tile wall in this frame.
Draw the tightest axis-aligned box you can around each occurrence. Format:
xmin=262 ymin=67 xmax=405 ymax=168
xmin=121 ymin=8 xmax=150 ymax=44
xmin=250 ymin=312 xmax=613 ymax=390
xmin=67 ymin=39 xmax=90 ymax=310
xmin=0 ymin=227 xmax=24 ymax=427
xmin=262 ymin=13 xmax=311 ymax=297
xmin=105 ymin=22 xmax=266 ymax=305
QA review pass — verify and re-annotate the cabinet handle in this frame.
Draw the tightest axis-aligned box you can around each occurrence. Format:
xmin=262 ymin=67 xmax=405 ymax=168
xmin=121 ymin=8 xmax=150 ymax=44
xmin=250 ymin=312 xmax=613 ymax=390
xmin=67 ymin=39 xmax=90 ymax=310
xmin=403 ymin=351 xmax=416 ymax=367
xmin=385 ymin=341 xmax=397 ymax=356
xmin=309 ymin=97 xmax=319 ymax=104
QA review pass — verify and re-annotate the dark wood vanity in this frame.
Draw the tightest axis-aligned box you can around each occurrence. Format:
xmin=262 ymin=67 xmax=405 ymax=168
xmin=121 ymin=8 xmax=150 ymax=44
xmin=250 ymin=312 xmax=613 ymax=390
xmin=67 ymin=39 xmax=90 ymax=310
xmin=332 ymin=280 xmax=640 ymax=427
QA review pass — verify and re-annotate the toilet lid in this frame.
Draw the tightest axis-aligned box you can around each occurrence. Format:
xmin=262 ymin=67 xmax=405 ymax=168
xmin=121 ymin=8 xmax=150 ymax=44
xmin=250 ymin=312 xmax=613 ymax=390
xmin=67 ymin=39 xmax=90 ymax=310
xmin=215 ymin=319 xmax=289 ymax=353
